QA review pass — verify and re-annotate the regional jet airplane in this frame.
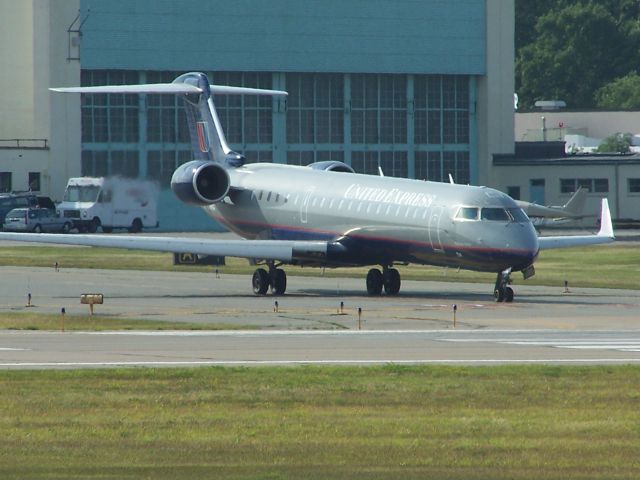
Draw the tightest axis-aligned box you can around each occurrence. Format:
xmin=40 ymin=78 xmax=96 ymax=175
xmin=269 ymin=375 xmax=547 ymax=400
xmin=0 ymin=72 xmax=615 ymax=302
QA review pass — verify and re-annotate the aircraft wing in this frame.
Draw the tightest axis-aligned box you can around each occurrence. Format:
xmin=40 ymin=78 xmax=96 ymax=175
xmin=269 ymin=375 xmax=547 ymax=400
xmin=0 ymin=233 xmax=328 ymax=263
xmin=537 ymin=199 xmax=615 ymax=250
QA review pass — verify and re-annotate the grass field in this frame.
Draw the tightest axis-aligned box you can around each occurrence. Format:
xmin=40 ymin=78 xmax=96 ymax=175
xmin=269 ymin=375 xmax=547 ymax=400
xmin=0 ymin=365 xmax=639 ymax=479
xmin=0 ymin=311 xmax=253 ymax=331
xmin=0 ymin=242 xmax=638 ymax=290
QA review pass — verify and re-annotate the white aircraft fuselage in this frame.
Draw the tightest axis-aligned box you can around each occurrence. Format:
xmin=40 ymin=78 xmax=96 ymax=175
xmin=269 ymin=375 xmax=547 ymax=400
xmin=209 ymin=163 xmax=539 ymax=273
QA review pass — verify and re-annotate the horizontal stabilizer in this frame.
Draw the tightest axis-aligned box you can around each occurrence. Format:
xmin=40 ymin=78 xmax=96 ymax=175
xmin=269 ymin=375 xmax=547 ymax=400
xmin=50 ymin=83 xmax=202 ymax=94
xmin=50 ymin=84 xmax=287 ymax=97
xmin=537 ymin=199 xmax=615 ymax=250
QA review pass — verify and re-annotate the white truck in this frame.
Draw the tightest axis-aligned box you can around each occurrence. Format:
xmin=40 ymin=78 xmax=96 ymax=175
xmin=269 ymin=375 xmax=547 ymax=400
xmin=57 ymin=177 xmax=159 ymax=233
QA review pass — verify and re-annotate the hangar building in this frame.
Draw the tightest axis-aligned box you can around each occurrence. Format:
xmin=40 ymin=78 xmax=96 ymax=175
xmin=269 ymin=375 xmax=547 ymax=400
xmin=1 ymin=0 xmax=516 ymax=230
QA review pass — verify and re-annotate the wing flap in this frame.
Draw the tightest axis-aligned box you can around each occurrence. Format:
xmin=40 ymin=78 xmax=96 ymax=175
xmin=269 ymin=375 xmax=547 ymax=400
xmin=0 ymin=233 xmax=327 ymax=263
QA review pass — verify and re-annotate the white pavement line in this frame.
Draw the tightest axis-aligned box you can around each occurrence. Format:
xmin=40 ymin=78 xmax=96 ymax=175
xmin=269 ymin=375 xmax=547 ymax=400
xmin=0 ymin=347 xmax=28 ymax=351
xmin=3 ymin=359 xmax=640 ymax=368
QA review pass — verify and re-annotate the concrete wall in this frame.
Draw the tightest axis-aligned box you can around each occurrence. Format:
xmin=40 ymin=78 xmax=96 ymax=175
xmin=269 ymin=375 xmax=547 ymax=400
xmin=0 ymin=0 xmax=80 ymax=199
xmin=0 ymin=0 xmax=36 ymax=138
xmin=477 ymin=0 xmax=515 ymax=187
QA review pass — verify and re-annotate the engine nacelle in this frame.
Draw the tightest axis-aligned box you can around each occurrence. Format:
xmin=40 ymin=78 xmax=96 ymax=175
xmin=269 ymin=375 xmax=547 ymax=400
xmin=307 ymin=161 xmax=355 ymax=173
xmin=171 ymin=160 xmax=230 ymax=205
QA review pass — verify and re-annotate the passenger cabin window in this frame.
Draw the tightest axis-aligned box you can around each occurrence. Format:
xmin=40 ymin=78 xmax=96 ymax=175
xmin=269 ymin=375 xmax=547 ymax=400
xmin=456 ymin=207 xmax=479 ymax=221
xmin=481 ymin=208 xmax=510 ymax=221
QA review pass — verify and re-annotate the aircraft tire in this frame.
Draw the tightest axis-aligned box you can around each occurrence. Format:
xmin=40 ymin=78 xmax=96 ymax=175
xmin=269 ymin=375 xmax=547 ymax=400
xmin=494 ymin=288 xmax=504 ymax=302
xmin=273 ymin=269 xmax=287 ymax=295
xmin=383 ymin=268 xmax=401 ymax=295
xmin=252 ymin=268 xmax=270 ymax=295
xmin=504 ymin=287 xmax=514 ymax=303
xmin=366 ymin=268 xmax=383 ymax=295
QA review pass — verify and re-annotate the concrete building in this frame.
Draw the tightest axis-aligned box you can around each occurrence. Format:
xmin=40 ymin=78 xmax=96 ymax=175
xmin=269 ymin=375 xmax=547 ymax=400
xmin=0 ymin=0 xmax=80 ymax=199
xmin=1 ymin=0 xmax=518 ymax=230
xmin=498 ymin=111 xmax=640 ymax=223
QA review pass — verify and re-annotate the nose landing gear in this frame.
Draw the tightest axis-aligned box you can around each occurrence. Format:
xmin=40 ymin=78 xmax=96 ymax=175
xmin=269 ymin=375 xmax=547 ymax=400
xmin=494 ymin=268 xmax=514 ymax=303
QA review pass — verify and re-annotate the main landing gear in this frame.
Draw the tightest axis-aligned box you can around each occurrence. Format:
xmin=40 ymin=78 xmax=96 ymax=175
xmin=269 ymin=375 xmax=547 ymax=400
xmin=252 ymin=262 xmax=287 ymax=295
xmin=366 ymin=266 xmax=401 ymax=295
xmin=494 ymin=268 xmax=514 ymax=303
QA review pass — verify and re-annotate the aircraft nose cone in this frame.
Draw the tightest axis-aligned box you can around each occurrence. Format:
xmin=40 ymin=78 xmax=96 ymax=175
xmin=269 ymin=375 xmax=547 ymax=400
xmin=515 ymin=224 xmax=540 ymax=267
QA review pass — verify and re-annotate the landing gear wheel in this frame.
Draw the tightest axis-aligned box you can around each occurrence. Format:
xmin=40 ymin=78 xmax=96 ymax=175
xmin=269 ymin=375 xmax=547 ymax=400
xmin=366 ymin=268 xmax=383 ymax=295
xmin=273 ymin=269 xmax=287 ymax=295
xmin=494 ymin=269 xmax=514 ymax=303
xmin=504 ymin=287 xmax=514 ymax=303
xmin=383 ymin=268 xmax=401 ymax=295
xmin=252 ymin=268 xmax=270 ymax=295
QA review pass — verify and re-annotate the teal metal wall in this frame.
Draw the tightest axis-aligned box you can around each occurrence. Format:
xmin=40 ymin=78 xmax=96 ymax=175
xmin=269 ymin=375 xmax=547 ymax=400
xmin=80 ymin=0 xmax=486 ymax=75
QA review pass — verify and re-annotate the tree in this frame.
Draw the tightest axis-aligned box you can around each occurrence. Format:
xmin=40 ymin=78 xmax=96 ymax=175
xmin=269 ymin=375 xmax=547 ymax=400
xmin=595 ymin=73 xmax=640 ymax=109
xmin=515 ymin=1 xmax=640 ymax=109
xmin=596 ymin=133 xmax=633 ymax=153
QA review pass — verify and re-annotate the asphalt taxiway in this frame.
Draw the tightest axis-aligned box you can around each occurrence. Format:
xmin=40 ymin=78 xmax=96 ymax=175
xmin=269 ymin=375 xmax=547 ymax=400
xmin=0 ymin=266 xmax=639 ymax=368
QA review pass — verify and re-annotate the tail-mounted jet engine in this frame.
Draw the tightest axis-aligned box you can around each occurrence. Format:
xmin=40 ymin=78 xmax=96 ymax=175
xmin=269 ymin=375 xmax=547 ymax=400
xmin=171 ymin=160 xmax=230 ymax=205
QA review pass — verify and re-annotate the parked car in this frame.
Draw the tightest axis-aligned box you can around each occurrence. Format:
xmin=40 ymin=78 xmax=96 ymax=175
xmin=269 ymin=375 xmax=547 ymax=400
xmin=3 ymin=207 xmax=72 ymax=233
xmin=0 ymin=193 xmax=56 ymax=228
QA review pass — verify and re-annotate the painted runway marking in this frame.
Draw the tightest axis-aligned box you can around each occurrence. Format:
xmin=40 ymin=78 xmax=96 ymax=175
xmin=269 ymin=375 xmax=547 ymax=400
xmin=0 ymin=347 xmax=27 ymax=351
xmin=443 ymin=337 xmax=640 ymax=353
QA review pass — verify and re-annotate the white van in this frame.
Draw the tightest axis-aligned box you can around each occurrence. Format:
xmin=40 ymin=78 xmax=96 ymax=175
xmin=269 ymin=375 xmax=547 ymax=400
xmin=57 ymin=177 xmax=159 ymax=233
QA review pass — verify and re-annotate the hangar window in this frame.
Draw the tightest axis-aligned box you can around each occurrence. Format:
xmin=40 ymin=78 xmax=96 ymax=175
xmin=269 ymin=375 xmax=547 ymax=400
xmin=81 ymin=70 xmax=139 ymax=143
xmin=560 ymin=178 xmax=609 ymax=194
xmin=629 ymin=178 xmax=640 ymax=193
xmin=352 ymin=151 xmax=407 ymax=178
xmin=287 ymin=73 xmax=343 ymax=145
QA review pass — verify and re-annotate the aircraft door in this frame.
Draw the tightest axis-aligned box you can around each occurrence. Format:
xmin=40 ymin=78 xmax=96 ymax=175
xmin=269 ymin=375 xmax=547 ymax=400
xmin=300 ymin=187 xmax=315 ymax=224
xmin=428 ymin=205 xmax=444 ymax=252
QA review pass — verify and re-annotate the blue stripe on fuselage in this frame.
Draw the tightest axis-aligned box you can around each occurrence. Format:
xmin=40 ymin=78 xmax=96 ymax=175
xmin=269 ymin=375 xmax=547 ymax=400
xmin=216 ymin=216 xmax=537 ymax=273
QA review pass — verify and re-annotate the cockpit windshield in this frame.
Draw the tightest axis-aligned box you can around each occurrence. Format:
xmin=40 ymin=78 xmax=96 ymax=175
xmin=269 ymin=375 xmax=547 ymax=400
xmin=481 ymin=208 xmax=510 ymax=221
xmin=508 ymin=208 xmax=529 ymax=223
xmin=455 ymin=206 xmax=531 ymax=223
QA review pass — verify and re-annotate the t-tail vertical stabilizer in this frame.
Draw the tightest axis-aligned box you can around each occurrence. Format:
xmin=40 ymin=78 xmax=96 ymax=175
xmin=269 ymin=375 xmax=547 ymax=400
xmin=173 ymin=72 xmax=242 ymax=168
xmin=50 ymin=73 xmax=287 ymax=206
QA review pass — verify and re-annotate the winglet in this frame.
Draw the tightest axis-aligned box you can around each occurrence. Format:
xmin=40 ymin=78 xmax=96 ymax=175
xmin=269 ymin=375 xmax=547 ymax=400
xmin=597 ymin=198 xmax=614 ymax=238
